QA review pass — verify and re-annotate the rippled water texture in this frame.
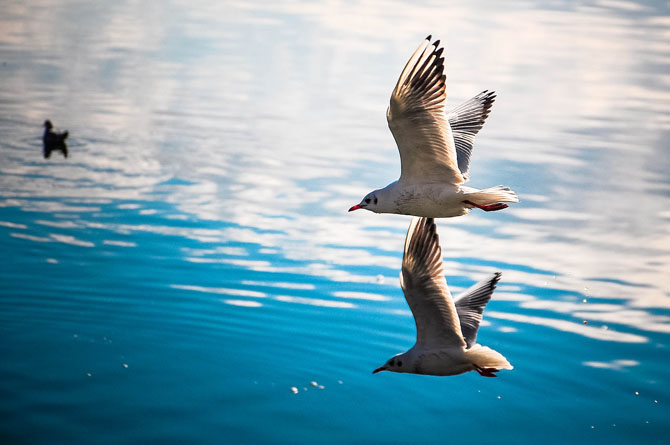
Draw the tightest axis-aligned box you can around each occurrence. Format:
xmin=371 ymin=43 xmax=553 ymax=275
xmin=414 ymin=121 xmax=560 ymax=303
xmin=1 ymin=0 xmax=668 ymax=443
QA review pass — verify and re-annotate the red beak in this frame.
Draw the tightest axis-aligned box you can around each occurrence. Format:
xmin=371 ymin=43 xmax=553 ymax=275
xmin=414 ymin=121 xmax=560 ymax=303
xmin=372 ymin=366 xmax=386 ymax=374
xmin=348 ymin=204 xmax=362 ymax=212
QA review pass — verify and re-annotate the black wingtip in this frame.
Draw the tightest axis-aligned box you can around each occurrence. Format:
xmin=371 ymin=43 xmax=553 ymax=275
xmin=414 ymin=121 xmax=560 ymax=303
xmin=426 ymin=34 xmax=432 ymax=41
xmin=433 ymin=39 xmax=440 ymax=48
xmin=478 ymin=90 xmax=497 ymax=106
xmin=491 ymin=272 xmax=502 ymax=288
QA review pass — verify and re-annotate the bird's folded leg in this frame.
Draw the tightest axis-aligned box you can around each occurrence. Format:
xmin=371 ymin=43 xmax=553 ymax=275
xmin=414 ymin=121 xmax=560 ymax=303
xmin=473 ymin=364 xmax=499 ymax=377
xmin=463 ymin=201 xmax=509 ymax=212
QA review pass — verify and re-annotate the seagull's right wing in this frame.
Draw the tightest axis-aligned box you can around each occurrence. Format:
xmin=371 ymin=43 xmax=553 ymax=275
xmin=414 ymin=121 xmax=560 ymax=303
xmin=387 ymin=37 xmax=464 ymax=186
xmin=446 ymin=90 xmax=496 ymax=181
xmin=453 ymin=272 xmax=501 ymax=348
xmin=400 ymin=217 xmax=466 ymax=350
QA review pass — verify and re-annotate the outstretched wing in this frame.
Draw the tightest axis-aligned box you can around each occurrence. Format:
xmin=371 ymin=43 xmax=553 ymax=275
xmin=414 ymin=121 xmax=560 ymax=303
xmin=387 ymin=36 xmax=464 ymax=186
xmin=453 ymin=272 xmax=501 ymax=348
xmin=400 ymin=217 xmax=466 ymax=350
xmin=446 ymin=90 xmax=496 ymax=181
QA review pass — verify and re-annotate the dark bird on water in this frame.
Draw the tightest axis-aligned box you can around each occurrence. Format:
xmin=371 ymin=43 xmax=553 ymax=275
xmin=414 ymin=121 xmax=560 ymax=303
xmin=43 ymin=120 xmax=68 ymax=159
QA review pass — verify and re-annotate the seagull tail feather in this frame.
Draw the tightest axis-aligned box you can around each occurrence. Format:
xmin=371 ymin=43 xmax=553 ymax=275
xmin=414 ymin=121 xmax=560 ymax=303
xmin=465 ymin=344 xmax=513 ymax=370
xmin=465 ymin=185 xmax=519 ymax=205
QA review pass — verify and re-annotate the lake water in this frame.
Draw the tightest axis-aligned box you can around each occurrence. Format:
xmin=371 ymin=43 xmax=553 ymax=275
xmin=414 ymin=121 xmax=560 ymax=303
xmin=1 ymin=0 xmax=668 ymax=443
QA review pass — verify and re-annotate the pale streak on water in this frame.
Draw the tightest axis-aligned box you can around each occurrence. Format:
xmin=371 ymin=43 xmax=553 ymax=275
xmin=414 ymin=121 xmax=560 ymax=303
xmin=0 ymin=0 xmax=668 ymax=443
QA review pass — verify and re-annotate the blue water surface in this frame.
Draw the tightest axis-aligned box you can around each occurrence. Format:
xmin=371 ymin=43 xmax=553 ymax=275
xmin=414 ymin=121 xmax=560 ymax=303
xmin=1 ymin=0 xmax=668 ymax=443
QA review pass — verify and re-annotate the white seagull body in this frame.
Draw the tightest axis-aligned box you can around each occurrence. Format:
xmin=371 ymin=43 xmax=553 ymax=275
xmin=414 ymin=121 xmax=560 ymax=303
xmin=373 ymin=217 xmax=513 ymax=377
xmin=350 ymin=36 xmax=518 ymax=217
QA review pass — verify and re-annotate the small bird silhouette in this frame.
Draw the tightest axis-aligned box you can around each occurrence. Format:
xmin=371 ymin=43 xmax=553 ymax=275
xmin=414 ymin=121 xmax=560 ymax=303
xmin=43 ymin=120 xmax=69 ymax=159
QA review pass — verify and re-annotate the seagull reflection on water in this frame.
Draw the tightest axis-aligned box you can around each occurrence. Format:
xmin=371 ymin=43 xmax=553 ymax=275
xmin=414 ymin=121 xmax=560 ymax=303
xmin=373 ymin=217 xmax=512 ymax=377
xmin=42 ymin=120 xmax=69 ymax=159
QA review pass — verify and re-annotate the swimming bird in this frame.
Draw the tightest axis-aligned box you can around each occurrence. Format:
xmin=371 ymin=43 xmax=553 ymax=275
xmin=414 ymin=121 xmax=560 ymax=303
xmin=373 ymin=217 xmax=512 ymax=377
xmin=349 ymin=36 xmax=518 ymax=217
xmin=43 ymin=120 xmax=69 ymax=159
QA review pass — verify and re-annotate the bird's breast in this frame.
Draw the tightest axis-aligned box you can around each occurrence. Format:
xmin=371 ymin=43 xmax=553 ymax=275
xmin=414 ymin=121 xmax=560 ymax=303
xmin=391 ymin=184 xmax=468 ymax=218
xmin=414 ymin=348 xmax=471 ymax=376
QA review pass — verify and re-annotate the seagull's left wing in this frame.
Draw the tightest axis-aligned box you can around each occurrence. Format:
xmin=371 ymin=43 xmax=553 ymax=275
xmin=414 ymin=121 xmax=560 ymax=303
xmin=400 ymin=217 xmax=466 ymax=350
xmin=387 ymin=37 xmax=464 ymax=186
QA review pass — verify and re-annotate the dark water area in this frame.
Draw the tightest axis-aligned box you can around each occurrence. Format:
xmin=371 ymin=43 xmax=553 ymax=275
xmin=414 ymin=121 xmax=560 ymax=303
xmin=1 ymin=0 xmax=668 ymax=443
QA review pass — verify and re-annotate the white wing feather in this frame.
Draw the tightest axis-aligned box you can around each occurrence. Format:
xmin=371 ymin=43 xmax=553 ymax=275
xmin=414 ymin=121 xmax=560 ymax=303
xmin=387 ymin=37 xmax=463 ymax=186
xmin=453 ymin=272 xmax=501 ymax=348
xmin=446 ymin=90 xmax=496 ymax=181
xmin=400 ymin=217 xmax=466 ymax=349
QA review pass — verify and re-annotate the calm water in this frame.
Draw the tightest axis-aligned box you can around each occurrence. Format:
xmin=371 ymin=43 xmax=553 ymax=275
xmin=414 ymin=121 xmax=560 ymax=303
xmin=1 ymin=0 xmax=668 ymax=443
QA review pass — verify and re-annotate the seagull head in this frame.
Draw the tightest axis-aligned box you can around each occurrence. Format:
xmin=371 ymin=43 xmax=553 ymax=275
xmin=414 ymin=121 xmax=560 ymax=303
xmin=373 ymin=353 xmax=407 ymax=374
xmin=44 ymin=120 xmax=53 ymax=130
xmin=349 ymin=190 xmax=380 ymax=213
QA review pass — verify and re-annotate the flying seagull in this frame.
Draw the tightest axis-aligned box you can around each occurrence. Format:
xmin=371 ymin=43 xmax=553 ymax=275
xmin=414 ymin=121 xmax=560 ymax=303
xmin=373 ymin=217 xmax=513 ymax=377
xmin=350 ymin=36 xmax=517 ymax=217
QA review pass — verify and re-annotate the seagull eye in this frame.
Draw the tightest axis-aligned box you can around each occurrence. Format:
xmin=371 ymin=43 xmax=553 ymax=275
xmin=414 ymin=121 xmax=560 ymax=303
xmin=365 ymin=198 xmax=371 ymax=204
xmin=398 ymin=360 xmax=402 ymax=367
xmin=373 ymin=197 xmax=378 ymax=205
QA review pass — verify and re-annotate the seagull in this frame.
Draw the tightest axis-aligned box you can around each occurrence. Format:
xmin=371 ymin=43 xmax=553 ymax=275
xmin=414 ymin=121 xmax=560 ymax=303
xmin=373 ymin=217 xmax=513 ymax=377
xmin=43 ymin=120 xmax=69 ymax=159
xmin=349 ymin=36 xmax=518 ymax=217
